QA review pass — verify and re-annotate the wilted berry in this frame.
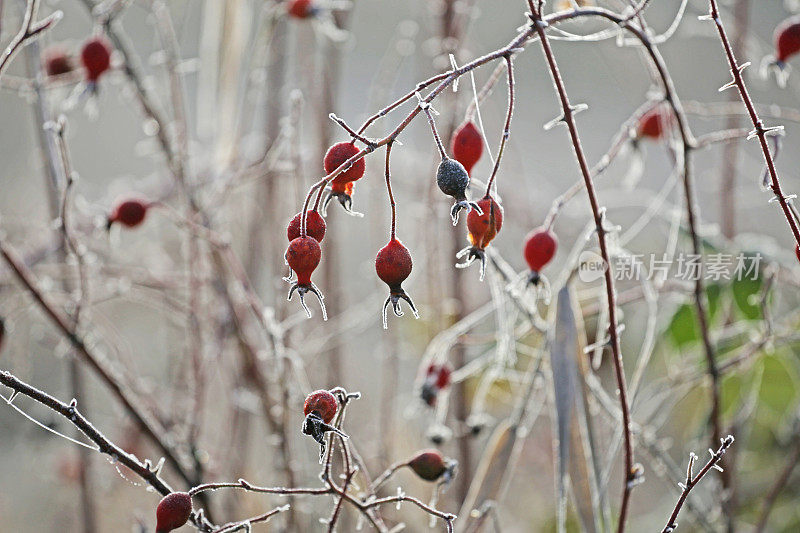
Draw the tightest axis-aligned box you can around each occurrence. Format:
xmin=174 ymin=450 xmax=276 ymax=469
xmin=302 ymin=390 xmax=346 ymax=459
xmin=288 ymin=0 xmax=316 ymax=18
xmin=436 ymin=157 xmax=481 ymax=225
xmin=107 ymin=196 xmax=149 ymax=230
xmin=456 ymin=195 xmax=503 ymax=281
xmin=524 ymin=227 xmax=557 ymax=284
xmin=375 ymin=238 xmax=419 ymax=329
xmin=323 ymin=142 xmax=365 ymax=215
xmin=43 ymin=47 xmax=74 ymax=77
xmin=155 ymin=492 xmax=192 ymax=533
xmin=407 ymin=450 xmax=457 ymax=483
xmin=287 ymin=209 xmax=326 ymax=243
xmin=450 ymin=121 xmax=483 ymax=176
xmin=420 ymin=362 xmax=451 ymax=407
xmin=80 ymin=36 xmax=112 ymax=84
xmin=285 ymin=237 xmax=327 ymax=319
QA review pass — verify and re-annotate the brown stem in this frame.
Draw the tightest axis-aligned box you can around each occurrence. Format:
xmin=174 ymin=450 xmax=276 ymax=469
xmin=530 ymin=6 xmax=635 ymax=532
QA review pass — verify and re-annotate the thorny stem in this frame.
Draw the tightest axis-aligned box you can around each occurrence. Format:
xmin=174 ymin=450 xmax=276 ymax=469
xmin=529 ymin=6 xmax=635 ymax=533
xmin=706 ymin=0 xmax=800 ymax=248
xmin=209 ymin=505 xmax=289 ymax=533
xmin=661 ymin=435 xmax=735 ymax=533
xmin=0 ymin=371 xmax=213 ymax=531
xmin=484 ymin=55 xmax=514 ymax=198
xmin=0 ymin=239 xmax=197 ymax=489
xmin=385 ymin=142 xmax=397 ymax=240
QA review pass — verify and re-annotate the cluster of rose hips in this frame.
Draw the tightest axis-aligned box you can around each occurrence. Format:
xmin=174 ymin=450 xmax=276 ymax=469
xmin=284 ymin=116 xmax=561 ymax=326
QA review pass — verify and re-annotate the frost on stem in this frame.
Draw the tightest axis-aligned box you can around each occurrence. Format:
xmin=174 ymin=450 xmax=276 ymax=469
xmin=436 ymin=158 xmax=482 ymax=225
xmin=455 ymin=195 xmax=503 ymax=281
xmin=285 ymin=237 xmax=327 ymax=320
xmin=375 ymin=239 xmax=419 ymax=329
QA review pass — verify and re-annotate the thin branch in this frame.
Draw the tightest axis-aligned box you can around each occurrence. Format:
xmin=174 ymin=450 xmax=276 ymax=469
xmin=529 ymin=6 xmax=636 ymax=532
xmin=0 ymin=0 xmax=61 ymax=79
xmin=661 ymin=435 xmax=735 ymax=533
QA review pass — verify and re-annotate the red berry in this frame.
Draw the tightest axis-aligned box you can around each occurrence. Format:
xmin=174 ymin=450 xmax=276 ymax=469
xmin=375 ymin=239 xmax=419 ymax=328
xmin=376 ymin=239 xmax=412 ymax=290
xmin=775 ymin=16 xmax=800 ymax=64
xmin=288 ymin=0 xmax=315 ymax=18
xmin=80 ymin=36 xmax=112 ymax=82
xmin=636 ymin=106 xmax=669 ymax=140
xmin=466 ymin=196 xmax=503 ymax=250
xmin=421 ymin=363 xmax=451 ymax=406
xmin=43 ymin=47 xmax=74 ymax=77
xmin=285 ymin=237 xmax=326 ymax=318
xmin=407 ymin=450 xmax=456 ymax=483
xmin=108 ymin=197 xmax=149 ymax=229
xmin=287 ymin=210 xmax=326 ymax=242
xmin=303 ymin=389 xmax=338 ymax=424
xmin=451 ymin=121 xmax=483 ymax=176
xmin=155 ymin=492 xmax=192 ymax=533
xmin=324 ymin=142 xmax=365 ymax=186
xmin=524 ymin=227 xmax=557 ymax=283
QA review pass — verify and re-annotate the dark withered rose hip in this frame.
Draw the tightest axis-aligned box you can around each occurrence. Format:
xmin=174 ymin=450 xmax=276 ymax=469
xmin=436 ymin=158 xmax=481 ymax=224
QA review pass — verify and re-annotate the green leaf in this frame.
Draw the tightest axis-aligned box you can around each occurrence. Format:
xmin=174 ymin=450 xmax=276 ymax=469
xmin=732 ymin=277 xmax=763 ymax=320
xmin=758 ymin=354 xmax=798 ymax=418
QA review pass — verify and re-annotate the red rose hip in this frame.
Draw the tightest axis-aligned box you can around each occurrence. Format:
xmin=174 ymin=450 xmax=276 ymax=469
xmin=407 ymin=450 xmax=457 ymax=483
xmin=524 ymin=227 xmax=557 ymax=284
xmin=303 ymin=389 xmax=337 ymax=424
xmin=287 ymin=210 xmax=326 ymax=242
xmin=375 ymin=238 xmax=419 ymax=329
xmin=107 ymin=197 xmax=149 ymax=230
xmin=450 ymin=121 xmax=483 ymax=176
xmin=285 ymin=237 xmax=327 ymax=319
xmin=80 ymin=36 xmax=112 ymax=83
xmin=155 ymin=492 xmax=192 ymax=532
xmin=323 ymin=142 xmax=365 ymax=215
xmin=457 ymin=195 xmax=503 ymax=281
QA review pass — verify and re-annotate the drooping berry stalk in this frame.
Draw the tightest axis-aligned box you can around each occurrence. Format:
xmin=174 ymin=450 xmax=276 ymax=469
xmin=376 ymin=145 xmax=420 ymax=328
xmin=484 ymin=55 xmax=514 ymax=198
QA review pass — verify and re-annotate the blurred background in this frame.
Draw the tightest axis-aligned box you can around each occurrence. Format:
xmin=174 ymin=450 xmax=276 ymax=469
xmin=2 ymin=0 xmax=800 ymax=531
